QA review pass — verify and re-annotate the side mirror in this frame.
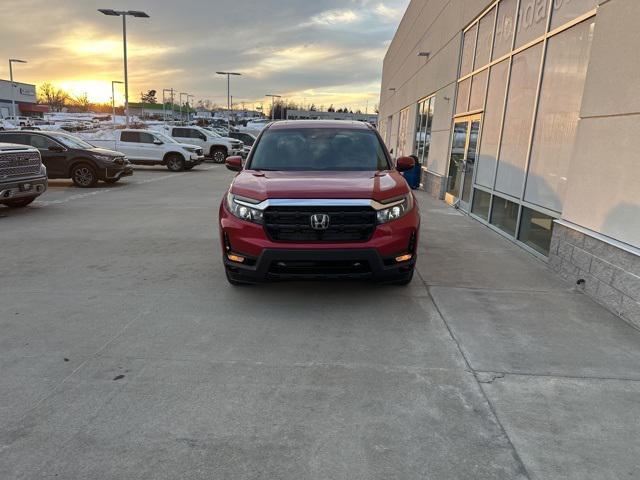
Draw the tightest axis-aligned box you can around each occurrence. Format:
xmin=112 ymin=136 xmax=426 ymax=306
xmin=396 ymin=156 xmax=415 ymax=172
xmin=48 ymin=145 xmax=64 ymax=152
xmin=153 ymin=139 xmax=163 ymax=145
xmin=225 ymin=156 xmax=243 ymax=172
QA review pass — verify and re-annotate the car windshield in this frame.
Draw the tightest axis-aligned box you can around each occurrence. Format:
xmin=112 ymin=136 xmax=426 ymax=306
xmin=153 ymin=131 xmax=178 ymax=144
xmin=248 ymin=128 xmax=390 ymax=171
xmin=51 ymin=133 xmax=94 ymax=149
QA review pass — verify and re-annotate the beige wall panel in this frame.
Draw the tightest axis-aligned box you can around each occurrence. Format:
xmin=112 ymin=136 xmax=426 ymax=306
xmin=581 ymin=0 xmax=640 ymax=117
xmin=426 ymin=129 xmax=452 ymax=176
xmin=562 ymin=115 xmax=640 ymax=248
xmin=431 ymin=83 xmax=456 ymax=132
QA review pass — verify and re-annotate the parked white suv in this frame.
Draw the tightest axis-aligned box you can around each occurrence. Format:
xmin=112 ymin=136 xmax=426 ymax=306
xmin=161 ymin=126 xmax=243 ymax=163
xmin=90 ymin=129 xmax=204 ymax=172
xmin=4 ymin=116 xmax=34 ymax=127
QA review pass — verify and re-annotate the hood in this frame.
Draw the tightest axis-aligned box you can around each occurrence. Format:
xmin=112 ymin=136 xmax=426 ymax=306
xmin=230 ymin=170 xmax=409 ymax=201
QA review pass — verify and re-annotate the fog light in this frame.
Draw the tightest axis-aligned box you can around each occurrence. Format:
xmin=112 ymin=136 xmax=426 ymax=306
xmin=395 ymin=253 xmax=413 ymax=263
xmin=227 ymin=253 xmax=245 ymax=263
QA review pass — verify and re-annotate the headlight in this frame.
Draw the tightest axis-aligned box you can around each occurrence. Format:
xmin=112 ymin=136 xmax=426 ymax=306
xmin=93 ymin=154 xmax=116 ymax=162
xmin=183 ymin=146 xmax=197 ymax=152
xmin=376 ymin=194 xmax=414 ymax=224
xmin=226 ymin=192 xmax=264 ymax=224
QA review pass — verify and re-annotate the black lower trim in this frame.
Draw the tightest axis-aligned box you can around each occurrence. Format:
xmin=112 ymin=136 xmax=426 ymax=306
xmin=224 ymin=248 xmax=415 ymax=283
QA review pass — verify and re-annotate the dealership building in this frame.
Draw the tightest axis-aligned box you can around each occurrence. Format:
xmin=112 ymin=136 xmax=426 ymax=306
xmin=379 ymin=0 xmax=639 ymax=325
xmin=0 ymin=79 xmax=48 ymax=118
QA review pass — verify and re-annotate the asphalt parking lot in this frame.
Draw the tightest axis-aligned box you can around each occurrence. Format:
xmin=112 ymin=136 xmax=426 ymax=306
xmin=1 ymin=165 xmax=639 ymax=479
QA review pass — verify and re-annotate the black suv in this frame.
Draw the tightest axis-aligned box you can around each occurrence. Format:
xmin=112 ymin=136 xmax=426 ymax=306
xmin=0 ymin=131 xmax=133 ymax=187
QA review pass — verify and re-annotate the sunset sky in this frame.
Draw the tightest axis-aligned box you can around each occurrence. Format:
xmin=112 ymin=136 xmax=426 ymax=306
xmin=0 ymin=0 xmax=409 ymax=111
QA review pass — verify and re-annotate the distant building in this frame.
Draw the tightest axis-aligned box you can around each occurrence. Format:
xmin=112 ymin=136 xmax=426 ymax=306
xmin=127 ymin=102 xmax=193 ymax=120
xmin=286 ymin=109 xmax=377 ymax=125
xmin=0 ymin=79 xmax=49 ymax=118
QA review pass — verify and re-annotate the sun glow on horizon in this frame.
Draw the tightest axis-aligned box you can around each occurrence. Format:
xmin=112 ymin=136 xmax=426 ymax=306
xmin=53 ymin=80 xmax=125 ymax=105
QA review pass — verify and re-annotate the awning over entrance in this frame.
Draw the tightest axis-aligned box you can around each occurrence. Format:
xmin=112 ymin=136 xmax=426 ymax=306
xmin=18 ymin=103 xmax=50 ymax=113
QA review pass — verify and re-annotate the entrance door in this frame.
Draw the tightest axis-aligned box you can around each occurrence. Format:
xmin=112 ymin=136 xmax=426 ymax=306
xmin=445 ymin=114 xmax=481 ymax=211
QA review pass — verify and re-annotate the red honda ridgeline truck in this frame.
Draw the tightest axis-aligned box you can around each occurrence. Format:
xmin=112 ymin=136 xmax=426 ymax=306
xmin=218 ymin=120 xmax=419 ymax=285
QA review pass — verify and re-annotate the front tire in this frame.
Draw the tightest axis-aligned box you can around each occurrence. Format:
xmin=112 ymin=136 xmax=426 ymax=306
xmin=211 ymin=147 xmax=227 ymax=164
xmin=166 ymin=154 xmax=185 ymax=172
xmin=3 ymin=196 xmax=36 ymax=208
xmin=71 ymin=163 xmax=98 ymax=188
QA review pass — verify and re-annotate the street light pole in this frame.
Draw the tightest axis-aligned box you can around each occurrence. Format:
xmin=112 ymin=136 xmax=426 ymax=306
xmin=216 ymin=72 xmax=241 ymax=136
xmin=9 ymin=59 xmax=27 ymax=123
xmin=187 ymin=94 xmax=195 ymax=123
xmin=162 ymin=88 xmax=173 ymax=125
xmin=111 ymin=80 xmax=123 ymax=130
xmin=179 ymin=92 xmax=188 ymax=124
xmin=265 ymin=94 xmax=281 ymax=121
xmin=98 ymin=9 xmax=150 ymax=128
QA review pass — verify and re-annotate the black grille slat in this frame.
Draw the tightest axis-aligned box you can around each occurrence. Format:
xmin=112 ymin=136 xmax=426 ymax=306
xmin=264 ymin=206 xmax=376 ymax=242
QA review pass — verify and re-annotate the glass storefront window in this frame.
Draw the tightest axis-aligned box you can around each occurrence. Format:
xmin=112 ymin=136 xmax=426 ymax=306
xmin=495 ymin=43 xmax=543 ymax=198
xmin=518 ymin=206 xmax=554 ymax=254
xmin=525 ymin=20 xmax=594 ymax=212
xmin=515 ymin=0 xmax=550 ymax=48
xmin=490 ymin=196 xmax=519 ymax=235
xmin=493 ymin=0 xmax=518 ymax=60
xmin=475 ymin=7 xmax=496 ymax=68
xmin=551 ymin=0 xmax=597 ymax=30
xmin=461 ymin=24 xmax=477 ymax=76
xmin=471 ymin=189 xmax=492 ymax=220
xmin=414 ymin=96 xmax=435 ymax=165
xmin=469 ymin=69 xmax=488 ymax=112
xmin=455 ymin=78 xmax=471 ymax=115
xmin=476 ymin=60 xmax=509 ymax=188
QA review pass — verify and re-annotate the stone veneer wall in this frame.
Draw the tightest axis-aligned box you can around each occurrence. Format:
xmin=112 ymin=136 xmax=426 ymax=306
xmin=421 ymin=169 xmax=446 ymax=199
xmin=549 ymin=222 xmax=640 ymax=329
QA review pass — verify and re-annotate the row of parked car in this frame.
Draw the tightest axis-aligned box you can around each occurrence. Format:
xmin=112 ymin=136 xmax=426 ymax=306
xmin=0 ymin=125 xmax=253 ymax=208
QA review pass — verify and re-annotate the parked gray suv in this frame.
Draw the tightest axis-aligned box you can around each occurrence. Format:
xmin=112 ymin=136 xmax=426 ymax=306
xmin=0 ymin=142 xmax=48 ymax=208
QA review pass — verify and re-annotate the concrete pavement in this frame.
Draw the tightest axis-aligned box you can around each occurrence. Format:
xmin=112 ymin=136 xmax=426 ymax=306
xmin=0 ymin=166 xmax=638 ymax=479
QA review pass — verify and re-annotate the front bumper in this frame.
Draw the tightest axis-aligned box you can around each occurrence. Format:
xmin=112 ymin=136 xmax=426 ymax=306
xmin=229 ymin=147 xmax=244 ymax=157
xmin=219 ymin=202 xmax=419 ymax=282
xmin=189 ymin=153 xmax=205 ymax=163
xmin=104 ymin=164 xmax=134 ymax=180
xmin=0 ymin=174 xmax=48 ymax=201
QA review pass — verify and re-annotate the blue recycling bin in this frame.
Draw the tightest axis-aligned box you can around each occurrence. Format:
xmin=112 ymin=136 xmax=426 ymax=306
xmin=401 ymin=157 xmax=422 ymax=189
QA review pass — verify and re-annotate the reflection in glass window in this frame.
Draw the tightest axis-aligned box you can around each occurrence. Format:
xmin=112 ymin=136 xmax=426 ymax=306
xmin=471 ymin=189 xmax=492 ymax=220
xmin=495 ymin=43 xmax=543 ymax=197
xmin=396 ymin=107 xmax=411 ymax=156
xmin=414 ymin=97 xmax=434 ymax=165
xmin=455 ymin=78 xmax=471 ymax=115
xmin=551 ymin=0 xmax=597 ymax=30
xmin=525 ymin=20 xmax=594 ymax=212
xmin=475 ymin=8 xmax=495 ymax=69
xmin=490 ymin=196 xmax=519 ymax=235
xmin=519 ymin=206 xmax=554 ymax=254
xmin=515 ymin=0 xmax=550 ymax=48
xmin=469 ymin=69 xmax=488 ymax=112
xmin=461 ymin=24 xmax=477 ymax=76
xmin=476 ymin=60 xmax=509 ymax=188
xmin=493 ymin=0 xmax=518 ymax=60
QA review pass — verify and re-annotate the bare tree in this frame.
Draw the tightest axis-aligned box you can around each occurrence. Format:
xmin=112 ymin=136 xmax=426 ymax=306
xmin=71 ymin=93 xmax=91 ymax=112
xmin=37 ymin=82 xmax=69 ymax=112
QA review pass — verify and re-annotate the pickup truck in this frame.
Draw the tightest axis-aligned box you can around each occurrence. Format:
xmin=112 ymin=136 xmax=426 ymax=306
xmin=90 ymin=129 xmax=204 ymax=172
xmin=0 ymin=142 xmax=47 ymax=208
xmin=159 ymin=126 xmax=243 ymax=163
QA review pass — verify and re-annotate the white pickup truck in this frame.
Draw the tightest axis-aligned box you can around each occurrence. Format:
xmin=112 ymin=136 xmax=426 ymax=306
xmin=157 ymin=126 xmax=244 ymax=163
xmin=90 ymin=129 xmax=204 ymax=172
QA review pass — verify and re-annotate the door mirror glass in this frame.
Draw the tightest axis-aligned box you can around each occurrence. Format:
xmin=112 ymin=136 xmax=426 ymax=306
xmin=225 ymin=156 xmax=243 ymax=172
xmin=396 ymin=156 xmax=415 ymax=172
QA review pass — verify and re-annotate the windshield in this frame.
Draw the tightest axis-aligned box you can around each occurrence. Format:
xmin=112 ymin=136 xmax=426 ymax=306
xmin=153 ymin=131 xmax=178 ymax=144
xmin=51 ymin=133 xmax=94 ymax=149
xmin=248 ymin=128 xmax=390 ymax=171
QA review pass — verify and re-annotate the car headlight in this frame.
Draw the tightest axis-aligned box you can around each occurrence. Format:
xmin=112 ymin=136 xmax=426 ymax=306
xmin=376 ymin=194 xmax=414 ymax=224
xmin=93 ymin=154 xmax=116 ymax=162
xmin=226 ymin=192 xmax=264 ymax=224
xmin=183 ymin=146 xmax=198 ymax=152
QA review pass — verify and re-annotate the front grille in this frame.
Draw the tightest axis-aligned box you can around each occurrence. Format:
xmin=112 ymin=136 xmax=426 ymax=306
xmin=196 ymin=148 xmax=203 ymax=155
xmin=264 ymin=206 xmax=376 ymax=242
xmin=0 ymin=151 xmax=41 ymax=178
xmin=268 ymin=259 xmax=371 ymax=276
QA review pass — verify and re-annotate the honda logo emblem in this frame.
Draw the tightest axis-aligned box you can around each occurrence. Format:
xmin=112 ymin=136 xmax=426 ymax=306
xmin=310 ymin=213 xmax=330 ymax=230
